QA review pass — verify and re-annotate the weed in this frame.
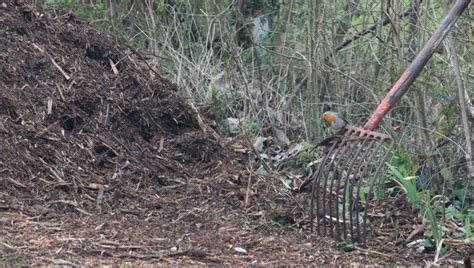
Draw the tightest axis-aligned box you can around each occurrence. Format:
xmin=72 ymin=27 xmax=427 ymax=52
xmin=386 ymin=163 xmax=419 ymax=208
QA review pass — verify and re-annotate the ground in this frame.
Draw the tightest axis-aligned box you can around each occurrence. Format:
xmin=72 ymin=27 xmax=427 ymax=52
xmin=0 ymin=1 xmax=471 ymax=266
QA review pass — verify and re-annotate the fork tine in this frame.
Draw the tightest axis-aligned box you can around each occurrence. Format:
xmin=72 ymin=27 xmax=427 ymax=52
xmin=339 ymin=133 xmax=375 ymax=240
xmin=310 ymin=139 xmax=339 ymax=235
xmin=311 ymin=125 xmax=393 ymax=243
xmin=349 ymin=135 xmax=381 ymax=241
xmin=320 ymin=133 xmax=351 ymax=236
xmin=327 ymin=131 xmax=355 ymax=238
xmin=357 ymin=137 xmax=395 ymax=243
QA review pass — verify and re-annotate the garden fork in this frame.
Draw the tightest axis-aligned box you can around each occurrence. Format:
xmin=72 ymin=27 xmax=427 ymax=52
xmin=309 ymin=0 xmax=470 ymax=243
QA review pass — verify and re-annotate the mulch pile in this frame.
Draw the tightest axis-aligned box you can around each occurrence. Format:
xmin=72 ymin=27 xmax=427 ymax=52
xmin=0 ymin=1 xmax=471 ymax=266
xmin=1 ymin=1 xmax=234 ymax=217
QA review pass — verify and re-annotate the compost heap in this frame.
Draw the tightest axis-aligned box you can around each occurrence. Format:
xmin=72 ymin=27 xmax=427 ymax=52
xmin=0 ymin=2 xmax=234 ymax=217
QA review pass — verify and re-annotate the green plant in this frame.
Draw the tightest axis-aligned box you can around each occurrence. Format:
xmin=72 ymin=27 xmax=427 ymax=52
xmin=247 ymin=121 xmax=261 ymax=139
xmin=333 ymin=240 xmax=355 ymax=252
xmin=386 ymin=163 xmax=419 ymax=208
xmin=205 ymin=86 xmax=230 ymax=121
xmin=464 ymin=217 xmax=472 ymax=240
xmin=423 ymin=203 xmax=443 ymax=245
xmin=297 ymin=141 xmax=317 ymax=162
xmin=386 ymin=160 xmax=451 ymax=260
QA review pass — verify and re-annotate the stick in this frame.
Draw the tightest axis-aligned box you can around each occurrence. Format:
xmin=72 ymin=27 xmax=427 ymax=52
xmin=354 ymin=246 xmax=395 ymax=259
xmin=108 ymin=58 xmax=119 ymax=74
xmin=49 ymin=56 xmax=71 ymax=80
xmin=32 ymin=43 xmax=71 ymax=80
xmin=244 ymin=171 xmax=252 ymax=208
xmin=323 ymin=9 xmax=415 ymax=62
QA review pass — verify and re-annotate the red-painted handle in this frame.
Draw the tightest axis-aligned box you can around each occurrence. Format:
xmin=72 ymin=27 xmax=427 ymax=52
xmin=364 ymin=0 xmax=470 ymax=131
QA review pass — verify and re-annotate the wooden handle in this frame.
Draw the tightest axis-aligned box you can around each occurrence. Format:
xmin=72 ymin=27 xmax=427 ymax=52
xmin=364 ymin=0 xmax=471 ymax=131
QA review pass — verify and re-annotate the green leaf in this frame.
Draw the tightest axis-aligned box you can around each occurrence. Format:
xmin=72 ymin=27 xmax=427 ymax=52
xmin=386 ymin=163 xmax=418 ymax=206
xmin=439 ymin=168 xmax=453 ymax=181
xmin=464 ymin=217 xmax=472 ymax=238
xmin=334 ymin=240 xmax=355 ymax=252
xmin=271 ymin=202 xmax=278 ymax=210
xmin=424 ymin=205 xmax=442 ymax=243
xmin=271 ymin=215 xmax=294 ymax=225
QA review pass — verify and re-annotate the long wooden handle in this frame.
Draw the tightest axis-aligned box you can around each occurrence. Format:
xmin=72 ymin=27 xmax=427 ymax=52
xmin=364 ymin=0 xmax=471 ymax=131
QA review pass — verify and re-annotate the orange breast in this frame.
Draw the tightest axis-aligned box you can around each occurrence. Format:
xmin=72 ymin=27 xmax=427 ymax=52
xmin=323 ymin=114 xmax=335 ymax=124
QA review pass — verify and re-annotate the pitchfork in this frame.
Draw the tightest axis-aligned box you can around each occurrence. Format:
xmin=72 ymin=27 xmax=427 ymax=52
xmin=309 ymin=0 xmax=470 ymax=243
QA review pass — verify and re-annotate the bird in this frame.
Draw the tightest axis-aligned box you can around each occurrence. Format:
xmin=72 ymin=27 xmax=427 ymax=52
xmin=322 ymin=111 xmax=348 ymax=134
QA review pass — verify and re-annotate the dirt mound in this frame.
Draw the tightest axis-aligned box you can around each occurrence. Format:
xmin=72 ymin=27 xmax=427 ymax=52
xmin=0 ymin=2 xmax=234 ymax=217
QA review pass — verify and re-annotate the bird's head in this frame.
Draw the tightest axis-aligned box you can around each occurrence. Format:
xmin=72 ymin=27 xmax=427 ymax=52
xmin=323 ymin=111 xmax=337 ymax=124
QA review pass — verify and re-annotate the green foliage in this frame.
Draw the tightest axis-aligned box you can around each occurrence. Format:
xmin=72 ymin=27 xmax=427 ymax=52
xmin=387 ymin=162 xmax=445 ymax=252
xmin=333 ymin=240 xmax=356 ymax=252
xmin=205 ymin=86 xmax=230 ymax=122
xmin=380 ymin=147 xmax=420 ymax=201
xmin=464 ymin=217 xmax=472 ymax=240
xmin=451 ymin=186 xmax=468 ymax=208
xmin=386 ymin=159 xmax=472 ymax=254
xmin=390 ymin=150 xmax=419 ymax=174
xmin=423 ymin=203 xmax=443 ymax=247
xmin=44 ymin=0 xmax=107 ymax=29
xmin=386 ymin=163 xmax=419 ymax=207
xmin=297 ymin=141 xmax=317 ymax=162
xmin=247 ymin=121 xmax=261 ymax=139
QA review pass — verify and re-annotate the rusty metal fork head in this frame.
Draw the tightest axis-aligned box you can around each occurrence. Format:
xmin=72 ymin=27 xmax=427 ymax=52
xmin=310 ymin=125 xmax=394 ymax=243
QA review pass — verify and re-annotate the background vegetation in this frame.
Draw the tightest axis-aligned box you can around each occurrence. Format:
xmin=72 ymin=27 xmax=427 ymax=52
xmin=35 ymin=0 xmax=472 ymax=255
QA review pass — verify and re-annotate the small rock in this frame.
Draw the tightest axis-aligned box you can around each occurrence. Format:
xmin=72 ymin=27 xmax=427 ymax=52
xmin=220 ymin=118 xmax=240 ymax=135
xmin=234 ymin=247 xmax=248 ymax=254
xmin=272 ymin=126 xmax=290 ymax=145
xmin=253 ymin=136 xmax=268 ymax=152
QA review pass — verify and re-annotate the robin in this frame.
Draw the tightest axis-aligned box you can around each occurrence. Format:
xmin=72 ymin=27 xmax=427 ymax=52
xmin=322 ymin=111 xmax=348 ymax=134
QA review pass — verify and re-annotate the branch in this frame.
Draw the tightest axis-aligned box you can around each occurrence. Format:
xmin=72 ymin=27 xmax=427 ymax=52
xmin=287 ymin=5 xmax=416 ymax=112
xmin=323 ymin=8 xmax=415 ymax=62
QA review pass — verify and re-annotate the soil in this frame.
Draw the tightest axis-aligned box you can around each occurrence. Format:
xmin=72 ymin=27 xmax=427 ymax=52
xmin=0 ymin=1 xmax=471 ymax=266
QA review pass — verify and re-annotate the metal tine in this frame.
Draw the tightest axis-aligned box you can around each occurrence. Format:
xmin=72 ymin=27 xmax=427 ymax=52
xmin=345 ymin=134 xmax=377 ymax=241
xmin=310 ymin=139 xmax=339 ymax=234
xmin=351 ymin=135 xmax=392 ymax=242
xmin=310 ymin=127 xmax=354 ymax=235
xmin=330 ymin=130 xmax=369 ymax=239
xmin=348 ymin=134 xmax=383 ymax=241
xmin=338 ymin=132 xmax=377 ymax=240
xmin=357 ymin=137 xmax=395 ymax=243
xmin=326 ymin=130 xmax=360 ymax=238
xmin=311 ymin=127 xmax=394 ymax=243
xmin=319 ymin=131 xmax=353 ymax=236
